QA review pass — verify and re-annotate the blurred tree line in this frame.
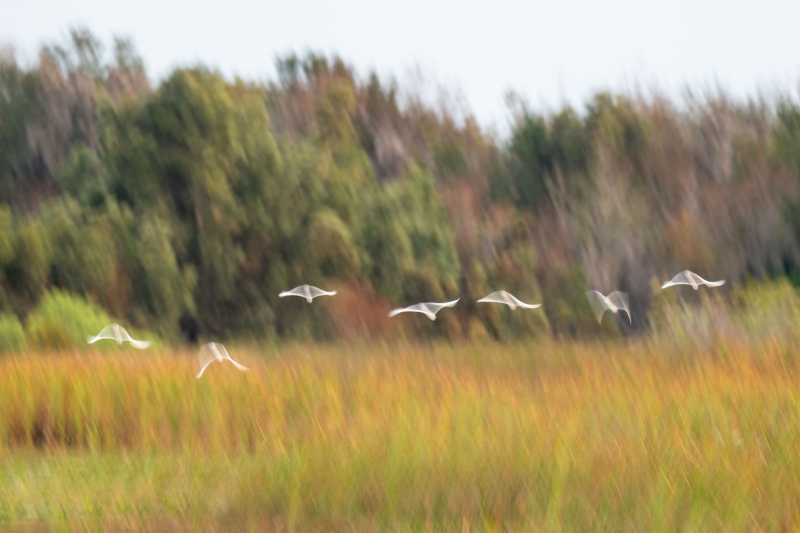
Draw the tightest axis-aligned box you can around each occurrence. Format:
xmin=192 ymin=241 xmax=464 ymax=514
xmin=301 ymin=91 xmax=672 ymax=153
xmin=1 ymin=28 xmax=800 ymax=345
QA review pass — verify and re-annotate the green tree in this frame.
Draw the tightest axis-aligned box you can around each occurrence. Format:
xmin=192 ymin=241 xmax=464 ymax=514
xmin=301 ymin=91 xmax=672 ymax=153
xmin=136 ymin=216 xmax=195 ymax=336
xmin=43 ymin=200 xmax=115 ymax=296
xmin=11 ymin=218 xmax=52 ymax=302
xmin=508 ymin=114 xmax=553 ymax=210
xmin=57 ymin=142 xmax=108 ymax=205
xmin=0 ymin=62 xmax=41 ymax=202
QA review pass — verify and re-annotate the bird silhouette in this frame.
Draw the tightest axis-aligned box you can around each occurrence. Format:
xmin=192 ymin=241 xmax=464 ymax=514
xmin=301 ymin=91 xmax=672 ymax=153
xmin=585 ymin=290 xmax=631 ymax=324
xmin=196 ymin=342 xmax=249 ymax=378
xmin=87 ymin=323 xmax=151 ymax=349
xmin=661 ymin=270 xmax=725 ymax=290
xmin=388 ymin=298 xmax=460 ymax=321
xmin=477 ymin=290 xmax=541 ymax=310
xmin=279 ymin=284 xmax=337 ymax=303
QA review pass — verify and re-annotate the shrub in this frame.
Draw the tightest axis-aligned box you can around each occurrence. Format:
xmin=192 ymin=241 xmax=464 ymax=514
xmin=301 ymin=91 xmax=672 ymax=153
xmin=26 ymin=290 xmax=158 ymax=350
xmin=0 ymin=313 xmax=25 ymax=353
xmin=27 ymin=320 xmax=72 ymax=350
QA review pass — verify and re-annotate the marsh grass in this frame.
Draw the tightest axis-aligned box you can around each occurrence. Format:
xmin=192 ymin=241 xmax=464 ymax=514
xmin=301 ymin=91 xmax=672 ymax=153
xmin=1 ymin=339 xmax=800 ymax=529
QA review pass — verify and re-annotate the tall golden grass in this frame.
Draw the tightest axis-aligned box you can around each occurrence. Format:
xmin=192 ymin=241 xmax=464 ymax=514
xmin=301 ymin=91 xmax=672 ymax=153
xmin=1 ymin=339 xmax=800 ymax=529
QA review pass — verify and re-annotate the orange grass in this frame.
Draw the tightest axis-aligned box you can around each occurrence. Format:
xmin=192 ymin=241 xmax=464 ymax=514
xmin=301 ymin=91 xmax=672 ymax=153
xmin=1 ymin=339 xmax=800 ymax=529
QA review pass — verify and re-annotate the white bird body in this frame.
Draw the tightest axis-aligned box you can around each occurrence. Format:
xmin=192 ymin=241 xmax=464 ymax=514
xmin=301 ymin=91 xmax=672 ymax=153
xmin=87 ymin=323 xmax=151 ymax=349
xmin=388 ymin=298 xmax=460 ymax=321
xmin=279 ymin=284 xmax=337 ymax=303
xmin=661 ymin=270 xmax=725 ymax=290
xmin=585 ymin=290 xmax=631 ymax=324
xmin=477 ymin=290 xmax=541 ymax=310
xmin=196 ymin=342 xmax=249 ymax=378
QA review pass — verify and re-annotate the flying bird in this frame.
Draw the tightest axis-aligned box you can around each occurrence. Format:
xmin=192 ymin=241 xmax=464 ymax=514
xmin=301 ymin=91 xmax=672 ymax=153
xmin=279 ymin=284 xmax=337 ymax=303
xmin=87 ymin=323 xmax=151 ymax=349
xmin=388 ymin=298 xmax=460 ymax=321
xmin=196 ymin=342 xmax=249 ymax=379
xmin=585 ymin=290 xmax=631 ymax=324
xmin=661 ymin=270 xmax=725 ymax=290
xmin=477 ymin=290 xmax=541 ymax=310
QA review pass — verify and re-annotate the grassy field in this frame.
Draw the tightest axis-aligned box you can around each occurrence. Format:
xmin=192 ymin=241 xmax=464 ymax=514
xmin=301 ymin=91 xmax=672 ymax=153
xmin=1 ymin=339 xmax=800 ymax=530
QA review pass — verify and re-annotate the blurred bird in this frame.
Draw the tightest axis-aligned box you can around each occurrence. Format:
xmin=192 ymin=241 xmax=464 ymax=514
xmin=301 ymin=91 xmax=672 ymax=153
xmin=388 ymin=298 xmax=460 ymax=321
xmin=279 ymin=284 xmax=337 ymax=303
xmin=477 ymin=290 xmax=541 ymax=310
xmin=585 ymin=290 xmax=631 ymax=324
xmin=661 ymin=270 xmax=725 ymax=290
xmin=196 ymin=342 xmax=249 ymax=379
xmin=87 ymin=323 xmax=151 ymax=349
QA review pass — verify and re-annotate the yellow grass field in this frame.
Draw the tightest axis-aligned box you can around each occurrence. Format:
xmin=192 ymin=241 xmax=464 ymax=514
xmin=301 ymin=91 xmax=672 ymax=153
xmin=1 ymin=339 xmax=800 ymax=530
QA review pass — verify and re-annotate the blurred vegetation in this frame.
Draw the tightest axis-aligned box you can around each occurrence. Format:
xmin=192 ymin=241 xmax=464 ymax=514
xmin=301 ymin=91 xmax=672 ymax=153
xmin=651 ymin=278 xmax=800 ymax=349
xmin=25 ymin=290 xmax=158 ymax=350
xmin=4 ymin=28 xmax=800 ymax=530
xmin=0 ymin=313 xmax=24 ymax=353
xmin=2 ymin=342 xmax=800 ymax=529
xmin=2 ymin=28 xmax=800 ymax=346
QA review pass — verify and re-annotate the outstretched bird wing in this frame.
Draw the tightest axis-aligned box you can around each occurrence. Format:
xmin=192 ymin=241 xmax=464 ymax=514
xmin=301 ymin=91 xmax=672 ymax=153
xmin=427 ymin=298 xmax=460 ymax=314
xmin=308 ymin=286 xmax=337 ymax=298
xmin=478 ymin=291 xmax=541 ymax=309
xmin=197 ymin=343 xmax=218 ymax=378
xmin=389 ymin=299 xmax=458 ymax=320
xmin=478 ymin=291 xmax=515 ymax=307
xmin=388 ymin=304 xmax=434 ymax=319
xmin=117 ymin=326 xmax=151 ymax=349
xmin=217 ymin=344 xmax=249 ymax=372
xmin=279 ymin=286 xmax=306 ymax=298
xmin=196 ymin=358 xmax=215 ymax=379
xmin=662 ymin=270 xmax=725 ymax=289
xmin=692 ymin=273 xmax=725 ymax=287
xmin=506 ymin=293 xmax=541 ymax=309
xmin=661 ymin=270 xmax=693 ymax=289
xmin=87 ymin=323 xmax=118 ymax=344
xmin=585 ymin=291 xmax=611 ymax=324
xmin=127 ymin=339 xmax=152 ymax=349
xmin=607 ymin=291 xmax=631 ymax=323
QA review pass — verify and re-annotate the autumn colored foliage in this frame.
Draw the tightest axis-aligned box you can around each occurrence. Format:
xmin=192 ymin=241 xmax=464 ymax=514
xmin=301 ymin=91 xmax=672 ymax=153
xmin=2 ymin=29 xmax=799 ymax=345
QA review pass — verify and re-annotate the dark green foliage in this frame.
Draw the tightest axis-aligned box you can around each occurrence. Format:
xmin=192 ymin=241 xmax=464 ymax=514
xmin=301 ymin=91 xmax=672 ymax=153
xmin=136 ymin=216 xmax=194 ymax=333
xmin=304 ymin=210 xmax=360 ymax=279
xmin=508 ymin=115 xmax=553 ymax=210
xmin=361 ymin=166 xmax=459 ymax=304
xmin=43 ymin=200 xmax=115 ymax=296
xmin=773 ymin=102 xmax=800 ymax=285
xmin=774 ymin=102 xmax=800 ymax=177
xmin=57 ymin=143 xmax=108 ymax=205
xmin=549 ymin=107 xmax=590 ymax=190
xmin=0 ymin=62 xmax=42 ymax=202
xmin=585 ymin=93 xmax=646 ymax=160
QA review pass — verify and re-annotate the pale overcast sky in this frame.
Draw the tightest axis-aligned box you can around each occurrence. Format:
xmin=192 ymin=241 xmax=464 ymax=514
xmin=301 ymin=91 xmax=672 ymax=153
xmin=2 ymin=0 xmax=799 ymax=131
